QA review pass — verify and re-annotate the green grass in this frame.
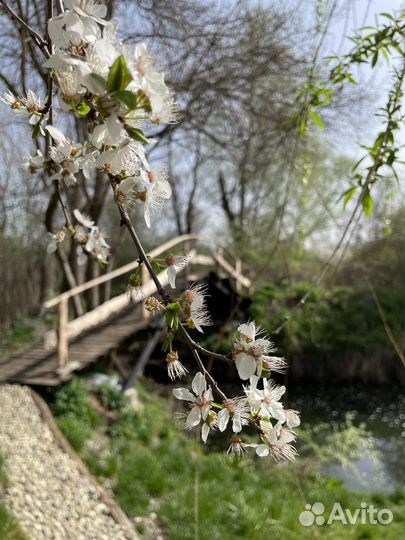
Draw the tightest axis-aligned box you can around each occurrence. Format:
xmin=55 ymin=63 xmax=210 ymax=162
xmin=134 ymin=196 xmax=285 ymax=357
xmin=49 ymin=379 xmax=405 ymax=540
xmin=0 ymin=320 xmax=35 ymax=358
xmin=0 ymin=455 xmax=28 ymax=540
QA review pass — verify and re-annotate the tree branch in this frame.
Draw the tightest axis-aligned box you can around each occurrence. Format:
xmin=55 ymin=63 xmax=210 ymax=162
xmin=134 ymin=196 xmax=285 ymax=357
xmin=0 ymin=0 xmax=49 ymax=55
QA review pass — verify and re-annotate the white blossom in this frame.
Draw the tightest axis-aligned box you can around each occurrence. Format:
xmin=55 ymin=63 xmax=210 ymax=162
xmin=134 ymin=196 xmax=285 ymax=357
xmin=166 ymin=351 xmax=188 ymax=381
xmin=96 ymin=140 xmax=147 ymax=175
xmin=217 ymin=397 xmax=250 ymax=433
xmin=255 ymin=421 xmax=298 ymax=462
xmin=85 ymin=227 xmax=110 ymax=263
xmin=20 ymin=150 xmax=45 ymax=174
xmin=245 ymin=376 xmax=286 ymax=422
xmin=227 ymin=435 xmax=256 ymax=456
xmin=233 ymin=322 xmax=286 ymax=380
xmin=64 ymin=0 xmax=108 ymax=23
xmin=47 ymin=229 xmax=66 ymax=254
xmin=166 ymin=251 xmax=191 ymax=288
xmin=125 ymin=43 xmax=170 ymax=113
xmin=1 ymin=90 xmax=45 ymax=124
xmin=91 ymin=114 xmax=127 ymax=148
xmin=73 ymin=208 xmax=95 ymax=228
xmin=173 ymin=372 xmax=213 ymax=429
xmin=201 ymin=410 xmax=218 ymax=443
xmin=182 ymin=283 xmax=212 ymax=333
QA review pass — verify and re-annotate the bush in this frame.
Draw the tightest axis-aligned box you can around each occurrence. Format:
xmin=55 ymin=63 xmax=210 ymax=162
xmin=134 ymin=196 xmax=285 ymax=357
xmin=95 ymin=383 xmax=130 ymax=412
xmin=250 ymin=282 xmax=404 ymax=356
xmin=0 ymin=454 xmax=27 ymax=539
xmin=45 ymin=379 xmax=100 ymax=428
xmin=0 ymin=506 xmax=27 ymax=540
xmin=56 ymin=414 xmax=95 ymax=452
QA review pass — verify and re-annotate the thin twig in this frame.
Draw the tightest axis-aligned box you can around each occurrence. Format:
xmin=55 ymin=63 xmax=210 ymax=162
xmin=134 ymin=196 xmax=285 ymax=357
xmin=115 ymin=196 xmax=229 ymax=399
xmin=364 ymin=273 xmax=405 ymax=368
xmin=0 ymin=0 xmax=49 ymax=55
xmin=181 ymin=331 xmax=228 ymax=401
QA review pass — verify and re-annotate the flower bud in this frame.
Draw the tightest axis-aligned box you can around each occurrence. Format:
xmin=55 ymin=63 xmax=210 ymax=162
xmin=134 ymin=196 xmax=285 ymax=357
xmin=145 ymin=296 xmax=161 ymax=312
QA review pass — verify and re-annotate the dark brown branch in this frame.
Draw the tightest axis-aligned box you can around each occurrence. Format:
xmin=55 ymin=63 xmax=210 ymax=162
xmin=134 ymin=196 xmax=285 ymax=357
xmin=0 ymin=0 xmax=49 ymax=55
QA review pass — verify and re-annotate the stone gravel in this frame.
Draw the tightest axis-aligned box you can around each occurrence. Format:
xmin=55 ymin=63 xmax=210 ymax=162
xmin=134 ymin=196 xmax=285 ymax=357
xmin=0 ymin=384 xmax=133 ymax=540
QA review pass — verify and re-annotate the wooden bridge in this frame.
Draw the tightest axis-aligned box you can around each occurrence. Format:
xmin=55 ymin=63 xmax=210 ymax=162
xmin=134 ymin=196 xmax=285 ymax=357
xmin=0 ymin=235 xmax=252 ymax=386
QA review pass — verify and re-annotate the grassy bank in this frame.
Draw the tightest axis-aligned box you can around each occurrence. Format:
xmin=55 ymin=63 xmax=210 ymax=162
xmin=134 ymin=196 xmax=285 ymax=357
xmin=0 ymin=455 xmax=28 ymax=540
xmin=45 ymin=378 xmax=405 ymax=540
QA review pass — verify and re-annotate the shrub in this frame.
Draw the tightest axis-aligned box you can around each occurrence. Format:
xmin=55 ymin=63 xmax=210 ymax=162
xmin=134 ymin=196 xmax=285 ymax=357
xmin=45 ymin=379 xmax=100 ymax=428
xmin=95 ymin=383 xmax=130 ymax=412
xmin=56 ymin=414 xmax=95 ymax=452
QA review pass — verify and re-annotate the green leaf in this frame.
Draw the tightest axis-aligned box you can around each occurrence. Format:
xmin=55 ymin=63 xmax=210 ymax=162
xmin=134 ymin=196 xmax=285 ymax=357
xmin=116 ymin=90 xmax=138 ymax=110
xmin=351 ymin=155 xmax=366 ymax=171
xmin=135 ymin=90 xmax=152 ymax=113
xmin=299 ymin=118 xmax=307 ymax=135
xmin=107 ymin=55 xmax=133 ymax=93
xmin=124 ymin=125 xmax=150 ymax=144
xmin=362 ymin=188 xmax=373 ymax=217
xmin=342 ymin=186 xmax=358 ymax=208
xmin=371 ymin=50 xmax=379 ymax=67
xmin=309 ymin=109 xmax=324 ymax=129
xmin=165 ymin=302 xmax=181 ymax=331
xmin=72 ymin=100 xmax=91 ymax=117
xmin=32 ymin=121 xmax=42 ymax=139
xmin=150 ymin=258 xmax=161 ymax=274
xmin=386 ymin=150 xmax=395 ymax=166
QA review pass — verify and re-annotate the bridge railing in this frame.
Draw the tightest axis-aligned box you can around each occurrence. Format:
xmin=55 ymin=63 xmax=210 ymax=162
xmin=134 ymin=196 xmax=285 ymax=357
xmin=42 ymin=234 xmax=252 ymax=368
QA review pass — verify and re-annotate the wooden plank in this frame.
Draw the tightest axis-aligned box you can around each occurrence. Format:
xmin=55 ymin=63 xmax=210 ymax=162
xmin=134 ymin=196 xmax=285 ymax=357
xmin=58 ymin=297 xmax=69 ymax=368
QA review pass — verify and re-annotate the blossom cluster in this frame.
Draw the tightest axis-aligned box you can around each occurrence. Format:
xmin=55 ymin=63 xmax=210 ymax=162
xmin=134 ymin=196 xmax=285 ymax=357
xmin=173 ymin=322 xmax=301 ymax=460
xmin=0 ymin=0 xmax=302 ymax=461
xmin=1 ymin=0 xmax=177 ymax=255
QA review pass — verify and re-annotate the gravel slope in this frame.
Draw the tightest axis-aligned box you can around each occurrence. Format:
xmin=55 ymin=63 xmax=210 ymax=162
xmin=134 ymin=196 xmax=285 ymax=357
xmin=0 ymin=384 xmax=136 ymax=540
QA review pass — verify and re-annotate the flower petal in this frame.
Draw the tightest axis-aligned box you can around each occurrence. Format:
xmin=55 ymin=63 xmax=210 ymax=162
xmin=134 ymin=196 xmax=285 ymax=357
xmin=235 ymin=353 xmax=257 ymax=380
xmin=217 ymin=408 xmax=229 ymax=432
xmin=256 ymin=444 xmax=269 ymax=457
xmin=232 ymin=413 xmax=242 ymax=434
xmin=201 ymin=423 xmax=210 ymax=443
xmin=172 ymin=388 xmax=194 ymax=401
xmin=192 ymin=372 xmax=206 ymax=396
xmin=185 ymin=406 xmax=201 ymax=428
xmin=167 ymin=265 xmax=177 ymax=289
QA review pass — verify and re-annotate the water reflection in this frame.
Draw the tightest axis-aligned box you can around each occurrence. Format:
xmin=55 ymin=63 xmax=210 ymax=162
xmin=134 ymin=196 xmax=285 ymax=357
xmin=288 ymin=384 xmax=405 ymax=492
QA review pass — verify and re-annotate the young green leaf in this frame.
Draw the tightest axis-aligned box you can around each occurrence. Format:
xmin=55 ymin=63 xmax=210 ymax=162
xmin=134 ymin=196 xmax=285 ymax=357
xmin=72 ymin=100 xmax=91 ymax=117
xmin=362 ymin=188 xmax=373 ymax=217
xmin=309 ymin=109 xmax=324 ymax=129
xmin=107 ymin=55 xmax=133 ymax=93
xmin=116 ymin=90 xmax=138 ymax=110
xmin=342 ymin=186 xmax=358 ymax=208
xmin=165 ymin=303 xmax=181 ymax=331
xmin=124 ymin=125 xmax=150 ymax=144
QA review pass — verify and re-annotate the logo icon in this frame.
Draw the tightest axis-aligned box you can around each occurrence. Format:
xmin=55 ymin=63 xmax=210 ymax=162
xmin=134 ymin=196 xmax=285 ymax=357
xmin=299 ymin=502 xmax=325 ymax=526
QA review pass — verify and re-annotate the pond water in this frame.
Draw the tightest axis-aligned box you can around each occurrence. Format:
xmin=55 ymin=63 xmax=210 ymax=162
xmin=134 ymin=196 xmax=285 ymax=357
xmin=288 ymin=384 xmax=405 ymax=493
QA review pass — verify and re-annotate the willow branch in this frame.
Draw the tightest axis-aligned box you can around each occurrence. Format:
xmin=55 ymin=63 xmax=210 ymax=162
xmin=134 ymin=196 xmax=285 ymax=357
xmin=272 ymin=60 xmax=405 ymax=336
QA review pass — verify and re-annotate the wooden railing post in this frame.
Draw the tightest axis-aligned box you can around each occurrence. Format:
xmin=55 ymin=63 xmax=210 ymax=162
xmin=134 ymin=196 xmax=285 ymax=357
xmin=58 ymin=297 xmax=69 ymax=367
xmin=141 ymin=264 xmax=150 ymax=320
